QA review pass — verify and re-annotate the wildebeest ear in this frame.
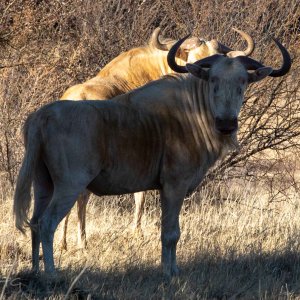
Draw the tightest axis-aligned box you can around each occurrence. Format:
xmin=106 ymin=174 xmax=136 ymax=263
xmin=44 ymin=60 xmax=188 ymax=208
xmin=186 ymin=63 xmax=209 ymax=80
xmin=248 ymin=67 xmax=273 ymax=83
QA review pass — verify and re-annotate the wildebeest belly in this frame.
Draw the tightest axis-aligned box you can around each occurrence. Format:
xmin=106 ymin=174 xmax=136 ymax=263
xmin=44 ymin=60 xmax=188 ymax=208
xmin=87 ymin=168 xmax=161 ymax=196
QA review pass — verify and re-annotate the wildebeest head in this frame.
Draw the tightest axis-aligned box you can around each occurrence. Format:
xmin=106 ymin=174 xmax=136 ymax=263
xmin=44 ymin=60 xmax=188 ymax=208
xmin=150 ymin=27 xmax=255 ymax=64
xmin=167 ymin=35 xmax=291 ymax=136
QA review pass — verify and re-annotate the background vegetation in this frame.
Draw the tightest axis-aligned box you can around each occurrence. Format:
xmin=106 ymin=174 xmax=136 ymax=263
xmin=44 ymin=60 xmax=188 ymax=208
xmin=0 ymin=0 xmax=299 ymax=298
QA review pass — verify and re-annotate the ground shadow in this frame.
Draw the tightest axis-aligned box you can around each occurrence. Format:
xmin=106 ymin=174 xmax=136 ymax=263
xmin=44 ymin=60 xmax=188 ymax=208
xmin=2 ymin=250 xmax=300 ymax=299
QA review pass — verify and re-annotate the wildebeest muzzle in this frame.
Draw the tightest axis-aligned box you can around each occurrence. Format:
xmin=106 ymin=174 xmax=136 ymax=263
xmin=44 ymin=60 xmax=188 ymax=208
xmin=215 ymin=117 xmax=238 ymax=135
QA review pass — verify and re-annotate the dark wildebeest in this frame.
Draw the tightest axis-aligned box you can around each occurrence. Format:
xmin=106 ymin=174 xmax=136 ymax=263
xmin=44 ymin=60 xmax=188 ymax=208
xmin=13 ymin=35 xmax=291 ymax=279
xmin=60 ymin=27 xmax=255 ymax=250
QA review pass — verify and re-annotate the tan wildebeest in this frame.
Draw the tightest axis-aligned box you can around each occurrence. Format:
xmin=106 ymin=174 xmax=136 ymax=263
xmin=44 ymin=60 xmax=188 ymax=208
xmin=13 ymin=33 xmax=290 ymax=279
xmin=60 ymin=27 xmax=255 ymax=250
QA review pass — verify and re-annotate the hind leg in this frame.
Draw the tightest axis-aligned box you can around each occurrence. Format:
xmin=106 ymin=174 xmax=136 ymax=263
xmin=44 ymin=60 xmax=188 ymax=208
xmin=60 ymin=212 xmax=70 ymax=251
xmin=30 ymin=162 xmax=53 ymax=272
xmin=39 ymin=184 xmax=87 ymax=273
xmin=60 ymin=191 xmax=90 ymax=251
xmin=132 ymin=192 xmax=145 ymax=231
xmin=77 ymin=191 xmax=90 ymax=249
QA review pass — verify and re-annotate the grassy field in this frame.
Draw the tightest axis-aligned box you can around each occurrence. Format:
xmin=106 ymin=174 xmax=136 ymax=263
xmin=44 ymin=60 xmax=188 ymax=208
xmin=1 ymin=156 xmax=300 ymax=298
xmin=0 ymin=0 xmax=299 ymax=298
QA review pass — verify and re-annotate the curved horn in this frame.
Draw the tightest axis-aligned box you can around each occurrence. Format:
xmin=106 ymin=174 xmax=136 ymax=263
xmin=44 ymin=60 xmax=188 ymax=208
xmin=218 ymin=28 xmax=255 ymax=56
xmin=167 ymin=35 xmax=190 ymax=73
xmin=268 ymin=38 xmax=291 ymax=77
xmin=232 ymin=28 xmax=255 ymax=56
xmin=237 ymin=38 xmax=291 ymax=77
xmin=150 ymin=27 xmax=170 ymax=51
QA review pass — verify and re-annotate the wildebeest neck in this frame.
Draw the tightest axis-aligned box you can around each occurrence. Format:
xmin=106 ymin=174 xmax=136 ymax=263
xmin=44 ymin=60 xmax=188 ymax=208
xmin=123 ymin=74 xmax=238 ymax=162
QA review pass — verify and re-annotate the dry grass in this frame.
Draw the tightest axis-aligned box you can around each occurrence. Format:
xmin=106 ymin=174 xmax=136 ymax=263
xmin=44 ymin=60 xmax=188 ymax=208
xmin=1 ymin=172 xmax=300 ymax=299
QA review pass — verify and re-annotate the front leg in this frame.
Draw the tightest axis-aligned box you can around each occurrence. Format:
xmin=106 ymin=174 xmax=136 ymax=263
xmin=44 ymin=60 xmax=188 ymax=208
xmin=160 ymin=184 xmax=186 ymax=280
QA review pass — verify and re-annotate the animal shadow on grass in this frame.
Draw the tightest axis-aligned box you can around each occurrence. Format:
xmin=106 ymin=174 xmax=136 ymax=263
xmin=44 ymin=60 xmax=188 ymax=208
xmin=2 ymin=250 xmax=300 ymax=299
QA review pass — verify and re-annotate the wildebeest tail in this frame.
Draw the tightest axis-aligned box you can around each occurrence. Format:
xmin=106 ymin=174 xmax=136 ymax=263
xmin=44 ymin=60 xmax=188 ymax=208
xmin=13 ymin=114 xmax=41 ymax=234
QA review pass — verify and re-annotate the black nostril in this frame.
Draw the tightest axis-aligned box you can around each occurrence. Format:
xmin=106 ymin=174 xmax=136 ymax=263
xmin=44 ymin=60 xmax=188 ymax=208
xmin=215 ymin=117 xmax=237 ymax=127
xmin=215 ymin=117 xmax=238 ymax=135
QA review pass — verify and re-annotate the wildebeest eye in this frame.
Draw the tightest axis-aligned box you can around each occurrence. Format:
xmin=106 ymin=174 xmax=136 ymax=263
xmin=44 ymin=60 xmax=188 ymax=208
xmin=214 ymin=86 xmax=219 ymax=93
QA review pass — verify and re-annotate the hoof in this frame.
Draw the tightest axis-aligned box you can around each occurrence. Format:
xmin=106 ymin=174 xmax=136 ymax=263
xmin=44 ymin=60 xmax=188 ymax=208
xmin=130 ymin=224 xmax=144 ymax=235
xmin=163 ymin=265 xmax=180 ymax=283
xmin=171 ymin=265 xmax=180 ymax=277
xmin=78 ymin=245 xmax=87 ymax=251
xmin=31 ymin=268 xmax=40 ymax=276
xmin=44 ymin=270 xmax=57 ymax=280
